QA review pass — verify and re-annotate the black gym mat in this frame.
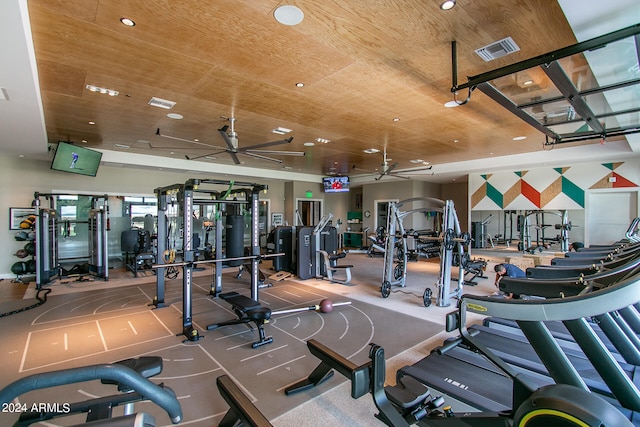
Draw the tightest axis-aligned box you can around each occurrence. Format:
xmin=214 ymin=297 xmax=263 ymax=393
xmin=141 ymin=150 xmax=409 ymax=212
xmin=0 ymin=275 xmax=442 ymax=426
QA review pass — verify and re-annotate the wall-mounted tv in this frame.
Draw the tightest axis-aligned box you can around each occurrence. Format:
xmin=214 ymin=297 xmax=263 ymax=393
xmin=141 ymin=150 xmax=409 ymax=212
xmin=51 ymin=141 xmax=102 ymax=177
xmin=323 ymin=176 xmax=349 ymax=193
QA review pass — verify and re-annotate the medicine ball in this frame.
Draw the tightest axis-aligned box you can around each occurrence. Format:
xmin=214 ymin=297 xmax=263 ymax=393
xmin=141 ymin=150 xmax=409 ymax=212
xmin=24 ymin=242 xmax=36 ymax=256
xmin=26 ymin=259 xmax=36 ymax=273
xmin=15 ymin=249 xmax=28 ymax=259
xmin=15 ymin=231 xmax=29 ymax=241
xmin=20 ymin=215 xmax=36 ymax=229
xmin=11 ymin=261 xmax=28 ymax=275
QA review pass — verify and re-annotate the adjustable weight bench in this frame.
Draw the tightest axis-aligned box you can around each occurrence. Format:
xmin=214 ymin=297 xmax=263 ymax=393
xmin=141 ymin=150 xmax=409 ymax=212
xmin=207 ymin=292 xmax=273 ymax=348
xmin=319 ymin=250 xmax=353 ymax=284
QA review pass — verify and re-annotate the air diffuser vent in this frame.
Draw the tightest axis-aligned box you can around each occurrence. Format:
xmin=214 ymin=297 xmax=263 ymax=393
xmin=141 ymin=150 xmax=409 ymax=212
xmin=475 ymin=37 xmax=520 ymax=62
xmin=148 ymin=97 xmax=176 ymax=109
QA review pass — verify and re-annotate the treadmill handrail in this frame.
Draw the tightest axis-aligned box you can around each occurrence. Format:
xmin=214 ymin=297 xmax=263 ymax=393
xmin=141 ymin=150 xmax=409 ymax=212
xmin=460 ymin=271 xmax=640 ymax=323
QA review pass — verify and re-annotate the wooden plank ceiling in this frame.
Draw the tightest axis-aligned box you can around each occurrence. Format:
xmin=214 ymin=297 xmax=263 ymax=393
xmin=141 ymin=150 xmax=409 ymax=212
xmin=28 ymin=0 xmax=579 ymax=178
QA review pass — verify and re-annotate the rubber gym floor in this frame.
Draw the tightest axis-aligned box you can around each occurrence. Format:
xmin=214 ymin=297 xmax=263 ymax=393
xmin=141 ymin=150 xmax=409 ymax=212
xmin=0 ymin=253 xmax=466 ymax=427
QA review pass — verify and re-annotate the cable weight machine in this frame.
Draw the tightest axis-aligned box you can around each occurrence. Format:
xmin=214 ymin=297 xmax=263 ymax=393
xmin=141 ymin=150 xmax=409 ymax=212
xmin=32 ymin=192 xmax=110 ymax=289
xmin=380 ymin=198 xmax=473 ymax=307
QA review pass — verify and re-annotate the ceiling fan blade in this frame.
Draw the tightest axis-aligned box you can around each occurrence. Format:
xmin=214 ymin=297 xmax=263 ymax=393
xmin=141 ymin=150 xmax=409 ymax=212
xmin=352 ymin=164 xmax=371 ymax=173
xmin=184 ymin=150 xmax=227 ymax=161
xmin=218 ymin=126 xmax=236 ymax=150
xmin=156 ymin=128 xmax=217 ymax=148
xmin=386 ymin=162 xmax=398 ymax=174
xmin=388 ymin=173 xmax=412 ymax=180
xmin=247 ymin=149 xmax=305 ymax=156
xmin=240 ymin=151 xmax=283 ymax=163
xmin=394 ymin=165 xmax=434 ymax=174
xmin=240 ymin=137 xmax=294 ymax=151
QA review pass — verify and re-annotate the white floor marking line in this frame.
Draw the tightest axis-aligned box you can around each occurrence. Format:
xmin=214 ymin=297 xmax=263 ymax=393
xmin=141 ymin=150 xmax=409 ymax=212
xmin=128 ymin=320 xmax=138 ymax=335
xmin=197 ymin=345 xmax=259 ymax=402
xmin=338 ymin=312 xmax=350 ymax=339
xmin=257 ymin=355 xmax=306 ymax=376
xmin=77 ymin=389 xmax=99 ymax=398
xmin=96 ymin=320 xmax=108 ymax=351
xmin=18 ymin=332 xmax=33 ymax=372
xmin=346 ymin=305 xmax=374 ymax=359
xmin=148 ymin=308 xmax=175 ymax=335
xmin=154 ymin=367 xmax=221 ymax=381
xmin=240 ymin=345 xmax=288 ymax=362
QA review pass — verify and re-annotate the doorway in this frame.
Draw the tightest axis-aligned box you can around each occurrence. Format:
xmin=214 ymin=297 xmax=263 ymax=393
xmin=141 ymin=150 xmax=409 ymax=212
xmin=587 ymin=190 xmax=638 ymax=245
xmin=374 ymin=199 xmax=399 ymax=231
xmin=296 ymin=199 xmax=323 ymax=226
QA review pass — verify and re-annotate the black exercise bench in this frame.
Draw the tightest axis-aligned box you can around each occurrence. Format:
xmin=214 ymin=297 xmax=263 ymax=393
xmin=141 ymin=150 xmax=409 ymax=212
xmin=207 ymin=292 xmax=273 ymax=348
xmin=286 ymin=339 xmax=439 ymax=426
xmin=216 ymin=375 xmax=273 ymax=427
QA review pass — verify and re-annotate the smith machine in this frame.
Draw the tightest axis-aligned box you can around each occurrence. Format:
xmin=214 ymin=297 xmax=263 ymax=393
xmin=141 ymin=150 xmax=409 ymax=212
xmin=151 ymin=179 xmax=279 ymax=342
xmin=32 ymin=192 xmax=110 ymax=289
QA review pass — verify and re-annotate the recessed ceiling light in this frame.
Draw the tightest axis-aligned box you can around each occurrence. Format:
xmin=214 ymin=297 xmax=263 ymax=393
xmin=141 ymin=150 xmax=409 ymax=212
xmin=393 ymin=118 xmax=400 ymax=122
xmin=120 ymin=17 xmax=135 ymax=27
xmin=363 ymin=148 xmax=380 ymax=154
xmin=167 ymin=113 xmax=183 ymax=120
xmin=86 ymin=84 xmax=119 ymax=96
xmin=444 ymin=100 xmax=460 ymax=108
xmin=18 ymin=154 xmax=24 ymax=158
xmin=303 ymin=142 xmax=315 ymax=146
xmin=522 ymin=80 xmax=534 ymax=86
xmin=512 ymin=136 xmax=527 ymax=141
xmin=440 ymin=0 xmax=456 ymax=10
xmin=81 ymin=139 xmax=88 ymax=143
xmin=453 ymin=139 xmax=459 ymax=143
xmin=295 ymin=82 xmax=305 ymax=87
xmin=88 ymin=121 xmax=96 ymax=125
xmin=274 ymin=5 xmax=304 ymax=26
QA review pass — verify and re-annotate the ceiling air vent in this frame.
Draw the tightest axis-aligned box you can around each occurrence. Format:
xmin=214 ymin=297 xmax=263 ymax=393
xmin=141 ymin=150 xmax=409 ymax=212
xmin=475 ymin=37 xmax=520 ymax=62
xmin=148 ymin=97 xmax=176 ymax=109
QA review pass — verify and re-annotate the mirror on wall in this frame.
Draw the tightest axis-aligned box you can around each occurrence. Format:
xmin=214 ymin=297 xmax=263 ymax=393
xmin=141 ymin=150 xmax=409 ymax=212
xmin=470 ymin=209 xmax=584 ymax=252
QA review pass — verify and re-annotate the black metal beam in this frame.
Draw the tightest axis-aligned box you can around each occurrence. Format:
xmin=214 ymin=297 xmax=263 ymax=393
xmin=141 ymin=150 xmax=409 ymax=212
xmin=476 ymin=82 xmax=559 ymax=140
xmin=452 ymin=23 xmax=640 ymax=92
xmin=542 ymin=61 xmax=605 ymax=134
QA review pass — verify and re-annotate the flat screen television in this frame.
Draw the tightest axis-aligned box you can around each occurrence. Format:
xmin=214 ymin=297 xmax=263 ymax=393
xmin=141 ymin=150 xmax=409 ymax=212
xmin=51 ymin=141 xmax=102 ymax=177
xmin=323 ymin=176 xmax=349 ymax=193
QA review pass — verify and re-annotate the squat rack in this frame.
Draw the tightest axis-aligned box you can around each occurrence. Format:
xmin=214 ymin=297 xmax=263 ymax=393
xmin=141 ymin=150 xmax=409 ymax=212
xmin=153 ymin=179 xmax=270 ymax=341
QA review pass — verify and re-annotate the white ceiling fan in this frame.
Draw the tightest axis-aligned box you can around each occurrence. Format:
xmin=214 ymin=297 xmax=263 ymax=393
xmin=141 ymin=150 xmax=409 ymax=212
xmin=156 ymin=116 xmax=305 ymax=164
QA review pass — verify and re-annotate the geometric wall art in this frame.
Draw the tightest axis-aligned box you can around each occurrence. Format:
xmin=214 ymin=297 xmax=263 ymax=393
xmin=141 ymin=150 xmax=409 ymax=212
xmin=470 ymin=161 xmax=639 ymax=211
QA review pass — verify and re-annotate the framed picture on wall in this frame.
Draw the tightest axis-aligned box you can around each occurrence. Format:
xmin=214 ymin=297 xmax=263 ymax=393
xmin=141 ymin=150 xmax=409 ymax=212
xmin=9 ymin=207 xmax=36 ymax=230
xmin=272 ymin=212 xmax=284 ymax=227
